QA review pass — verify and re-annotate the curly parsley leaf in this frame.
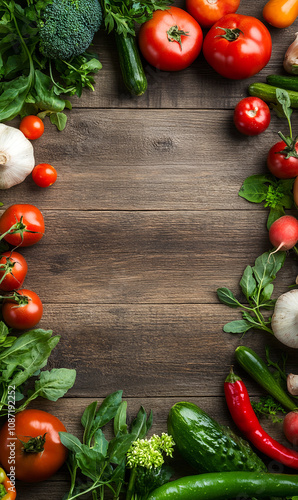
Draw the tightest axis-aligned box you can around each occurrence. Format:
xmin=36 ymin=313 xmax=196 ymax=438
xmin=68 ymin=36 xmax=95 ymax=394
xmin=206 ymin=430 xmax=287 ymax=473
xmin=252 ymin=395 xmax=286 ymax=423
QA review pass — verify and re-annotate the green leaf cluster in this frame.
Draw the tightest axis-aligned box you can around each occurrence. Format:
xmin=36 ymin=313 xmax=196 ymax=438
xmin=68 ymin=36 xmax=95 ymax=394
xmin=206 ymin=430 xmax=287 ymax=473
xmin=0 ymin=322 xmax=76 ymax=416
xmin=59 ymin=391 xmax=153 ymax=500
xmin=239 ymin=175 xmax=295 ymax=230
xmin=0 ymin=1 xmax=102 ymax=130
xmin=251 ymin=395 xmax=286 ymax=424
xmin=217 ymin=250 xmax=286 ymax=336
xmin=100 ymin=0 xmax=173 ymax=36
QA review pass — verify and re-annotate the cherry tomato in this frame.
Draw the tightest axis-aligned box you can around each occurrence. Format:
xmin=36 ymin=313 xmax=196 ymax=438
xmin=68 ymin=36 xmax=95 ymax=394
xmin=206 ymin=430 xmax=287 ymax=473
xmin=0 ymin=467 xmax=16 ymax=500
xmin=0 ymin=251 xmax=28 ymax=291
xmin=233 ymin=97 xmax=271 ymax=136
xmin=138 ymin=7 xmax=203 ymax=71
xmin=186 ymin=0 xmax=240 ymax=28
xmin=32 ymin=163 xmax=57 ymax=188
xmin=0 ymin=409 xmax=67 ymax=483
xmin=0 ymin=204 xmax=45 ymax=247
xmin=263 ymin=0 xmax=298 ymax=28
xmin=203 ymin=14 xmax=272 ymax=79
xmin=19 ymin=115 xmax=44 ymax=140
xmin=267 ymin=141 xmax=298 ymax=179
xmin=2 ymin=289 xmax=43 ymax=330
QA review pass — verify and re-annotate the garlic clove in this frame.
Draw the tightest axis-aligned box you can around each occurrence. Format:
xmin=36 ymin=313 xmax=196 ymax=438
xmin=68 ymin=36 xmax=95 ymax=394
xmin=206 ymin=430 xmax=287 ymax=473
xmin=271 ymin=289 xmax=298 ymax=348
xmin=287 ymin=373 xmax=298 ymax=396
xmin=284 ymin=32 xmax=298 ymax=74
xmin=0 ymin=123 xmax=35 ymax=189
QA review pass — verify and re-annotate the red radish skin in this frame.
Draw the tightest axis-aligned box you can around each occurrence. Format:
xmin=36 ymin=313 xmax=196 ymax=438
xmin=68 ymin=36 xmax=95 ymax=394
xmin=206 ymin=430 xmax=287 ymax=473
xmin=284 ymin=411 xmax=298 ymax=446
xmin=269 ymin=215 xmax=298 ymax=252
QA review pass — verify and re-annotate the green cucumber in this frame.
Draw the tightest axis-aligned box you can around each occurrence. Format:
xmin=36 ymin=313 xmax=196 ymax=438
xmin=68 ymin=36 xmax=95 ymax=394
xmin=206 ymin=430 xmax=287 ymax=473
xmin=167 ymin=402 xmax=266 ymax=473
xmin=267 ymin=74 xmax=298 ymax=92
xmin=249 ymin=82 xmax=298 ymax=108
xmin=114 ymin=32 xmax=148 ymax=96
xmin=147 ymin=471 xmax=298 ymax=500
xmin=235 ymin=345 xmax=297 ymax=412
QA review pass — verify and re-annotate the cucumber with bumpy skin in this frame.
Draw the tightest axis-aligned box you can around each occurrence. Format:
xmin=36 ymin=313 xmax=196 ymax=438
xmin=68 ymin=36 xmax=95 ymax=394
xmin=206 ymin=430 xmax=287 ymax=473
xmin=167 ymin=402 xmax=267 ymax=473
xmin=267 ymin=74 xmax=298 ymax=92
xmin=115 ymin=32 xmax=148 ymax=96
xmin=249 ymin=82 xmax=298 ymax=107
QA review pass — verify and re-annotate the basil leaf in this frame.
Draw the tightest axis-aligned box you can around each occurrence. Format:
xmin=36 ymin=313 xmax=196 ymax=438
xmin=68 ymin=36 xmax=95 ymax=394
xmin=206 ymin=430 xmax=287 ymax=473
xmin=114 ymin=401 xmax=128 ymax=437
xmin=108 ymin=434 xmax=135 ymax=465
xmin=59 ymin=432 xmax=84 ymax=454
xmin=50 ymin=111 xmax=67 ymax=131
xmin=93 ymin=429 xmax=109 ymax=456
xmin=81 ymin=401 xmax=98 ymax=445
xmin=238 ymin=175 xmax=272 ymax=203
xmin=0 ymin=75 xmax=31 ymax=121
xmin=260 ymin=283 xmax=274 ymax=303
xmin=223 ymin=320 xmax=252 ymax=334
xmin=240 ymin=266 xmax=257 ymax=300
xmin=34 ymin=368 xmax=76 ymax=401
xmin=76 ymin=447 xmax=105 ymax=481
xmin=92 ymin=390 xmax=123 ymax=430
xmin=252 ymin=251 xmax=286 ymax=290
xmin=217 ymin=287 xmax=241 ymax=308
xmin=130 ymin=406 xmax=151 ymax=440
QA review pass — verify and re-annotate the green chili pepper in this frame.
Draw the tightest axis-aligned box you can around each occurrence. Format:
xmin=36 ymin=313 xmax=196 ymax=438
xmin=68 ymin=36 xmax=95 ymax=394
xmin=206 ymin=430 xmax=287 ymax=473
xmin=147 ymin=472 xmax=298 ymax=500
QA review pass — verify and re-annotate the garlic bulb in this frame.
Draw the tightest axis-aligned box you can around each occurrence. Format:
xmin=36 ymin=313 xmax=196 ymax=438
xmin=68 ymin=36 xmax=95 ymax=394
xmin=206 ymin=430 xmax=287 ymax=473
xmin=0 ymin=123 xmax=35 ymax=189
xmin=287 ymin=373 xmax=298 ymax=396
xmin=284 ymin=32 xmax=298 ymax=74
xmin=271 ymin=289 xmax=298 ymax=348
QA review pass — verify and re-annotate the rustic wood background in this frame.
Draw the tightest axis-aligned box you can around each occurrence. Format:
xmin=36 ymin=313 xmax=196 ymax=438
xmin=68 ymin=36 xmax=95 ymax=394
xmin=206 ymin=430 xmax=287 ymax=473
xmin=3 ymin=0 xmax=298 ymax=497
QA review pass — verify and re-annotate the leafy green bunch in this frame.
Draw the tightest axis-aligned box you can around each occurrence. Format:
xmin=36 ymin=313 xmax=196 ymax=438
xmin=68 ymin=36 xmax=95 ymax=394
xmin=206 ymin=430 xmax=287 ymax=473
xmin=0 ymin=0 xmax=101 ymax=130
xmin=0 ymin=321 xmax=76 ymax=417
xmin=59 ymin=391 xmax=153 ymax=500
xmin=101 ymin=0 xmax=173 ymax=36
xmin=217 ymin=250 xmax=285 ymax=336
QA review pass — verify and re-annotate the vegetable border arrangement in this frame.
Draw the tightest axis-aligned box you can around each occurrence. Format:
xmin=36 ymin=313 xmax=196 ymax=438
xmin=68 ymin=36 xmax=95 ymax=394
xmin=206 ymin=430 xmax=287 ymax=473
xmin=2 ymin=0 xmax=298 ymax=499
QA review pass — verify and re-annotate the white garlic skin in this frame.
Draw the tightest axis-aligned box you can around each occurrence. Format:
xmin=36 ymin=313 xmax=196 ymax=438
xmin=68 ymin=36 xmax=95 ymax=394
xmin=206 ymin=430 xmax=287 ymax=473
xmin=0 ymin=123 xmax=35 ymax=189
xmin=287 ymin=373 xmax=298 ymax=396
xmin=284 ymin=32 xmax=298 ymax=74
xmin=271 ymin=289 xmax=298 ymax=348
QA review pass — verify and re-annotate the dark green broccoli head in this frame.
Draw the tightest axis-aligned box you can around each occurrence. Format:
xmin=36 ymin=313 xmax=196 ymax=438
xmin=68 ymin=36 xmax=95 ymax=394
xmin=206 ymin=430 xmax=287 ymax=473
xmin=39 ymin=0 xmax=102 ymax=60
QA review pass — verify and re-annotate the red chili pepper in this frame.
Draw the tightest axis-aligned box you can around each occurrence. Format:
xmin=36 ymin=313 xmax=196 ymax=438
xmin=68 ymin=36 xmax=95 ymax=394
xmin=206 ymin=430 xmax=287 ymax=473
xmin=0 ymin=468 xmax=16 ymax=500
xmin=224 ymin=368 xmax=298 ymax=470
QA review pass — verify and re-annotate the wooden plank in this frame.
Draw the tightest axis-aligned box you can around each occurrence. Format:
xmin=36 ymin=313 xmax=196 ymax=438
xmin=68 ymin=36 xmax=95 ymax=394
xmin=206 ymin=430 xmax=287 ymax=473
xmin=35 ymin=303 xmax=297 ymax=398
xmin=3 ymin=109 xmax=297 ymax=211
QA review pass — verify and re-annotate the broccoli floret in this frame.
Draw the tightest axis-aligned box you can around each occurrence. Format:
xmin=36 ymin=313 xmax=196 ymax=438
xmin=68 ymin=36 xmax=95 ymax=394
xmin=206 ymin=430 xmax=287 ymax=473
xmin=39 ymin=0 xmax=102 ymax=60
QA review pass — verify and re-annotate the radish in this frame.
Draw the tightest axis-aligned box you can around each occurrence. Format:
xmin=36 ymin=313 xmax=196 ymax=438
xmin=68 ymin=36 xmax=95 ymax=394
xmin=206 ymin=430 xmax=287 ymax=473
xmin=269 ymin=215 xmax=298 ymax=252
xmin=283 ymin=411 xmax=298 ymax=446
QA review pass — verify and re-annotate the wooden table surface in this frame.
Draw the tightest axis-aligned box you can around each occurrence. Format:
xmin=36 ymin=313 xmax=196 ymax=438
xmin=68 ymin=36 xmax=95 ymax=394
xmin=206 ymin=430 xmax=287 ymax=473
xmin=5 ymin=1 xmax=298 ymax=497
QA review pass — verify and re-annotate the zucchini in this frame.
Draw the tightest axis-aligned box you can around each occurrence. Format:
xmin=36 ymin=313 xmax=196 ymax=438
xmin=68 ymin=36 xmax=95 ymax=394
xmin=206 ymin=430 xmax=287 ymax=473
xmin=267 ymin=74 xmax=298 ymax=92
xmin=114 ymin=32 xmax=148 ymax=96
xmin=235 ymin=345 xmax=297 ymax=412
xmin=248 ymin=82 xmax=298 ymax=108
xmin=167 ymin=402 xmax=266 ymax=474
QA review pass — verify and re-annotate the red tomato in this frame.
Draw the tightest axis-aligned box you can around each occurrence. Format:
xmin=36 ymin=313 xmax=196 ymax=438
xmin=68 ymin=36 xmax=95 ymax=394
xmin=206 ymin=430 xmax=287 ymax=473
xmin=0 ymin=409 xmax=67 ymax=482
xmin=32 ymin=163 xmax=57 ymax=188
xmin=0 ymin=251 xmax=28 ymax=291
xmin=267 ymin=141 xmax=298 ymax=179
xmin=233 ymin=97 xmax=271 ymax=136
xmin=186 ymin=0 xmax=240 ymax=28
xmin=0 ymin=204 xmax=45 ymax=247
xmin=2 ymin=289 xmax=43 ymax=330
xmin=203 ymin=14 xmax=272 ymax=79
xmin=138 ymin=7 xmax=203 ymax=71
xmin=19 ymin=115 xmax=44 ymax=140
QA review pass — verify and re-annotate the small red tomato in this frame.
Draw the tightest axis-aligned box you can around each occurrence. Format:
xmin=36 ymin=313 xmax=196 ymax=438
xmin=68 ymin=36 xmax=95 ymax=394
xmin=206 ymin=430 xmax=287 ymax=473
xmin=32 ymin=163 xmax=57 ymax=188
xmin=283 ymin=411 xmax=298 ymax=446
xmin=2 ymin=288 xmax=43 ymax=330
xmin=0 ymin=204 xmax=45 ymax=247
xmin=234 ymin=97 xmax=271 ymax=136
xmin=0 ymin=251 xmax=28 ymax=291
xmin=19 ymin=115 xmax=44 ymax=140
xmin=186 ymin=0 xmax=240 ymax=28
xmin=138 ymin=7 xmax=203 ymax=71
xmin=267 ymin=141 xmax=298 ymax=179
xmin=0 ymin=409 xmax=68 ymax=482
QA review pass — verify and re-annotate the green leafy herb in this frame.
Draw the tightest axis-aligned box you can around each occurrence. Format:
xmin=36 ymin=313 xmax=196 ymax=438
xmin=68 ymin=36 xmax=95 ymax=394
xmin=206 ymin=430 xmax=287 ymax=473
xmin=100 ymin=0 xmax=172 ymax=36
xmin=60 ymin=392 xmax=153 ymax=500
xmin=217 ymin=250 xmax=286 ymax=336
xmin=239 ymin=174 xmax=295 ymax=229
xmin=0 ymin=321 xmax=76 ymax=417
xmin=0 ymin=1 xmax=102 ymax=130
xmin=252 ymin=395 xmax=286 ymax=423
